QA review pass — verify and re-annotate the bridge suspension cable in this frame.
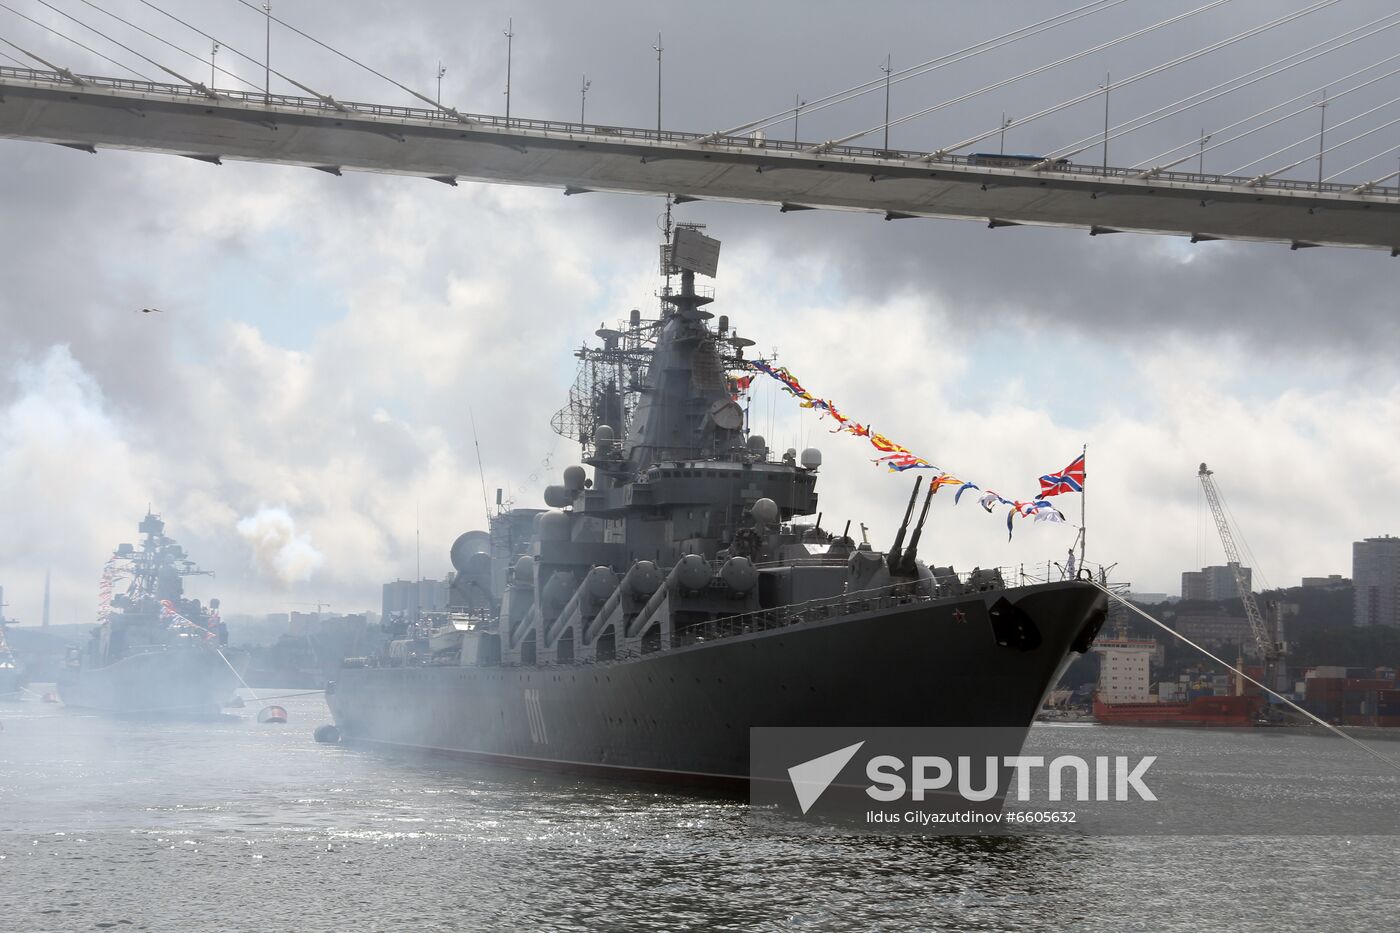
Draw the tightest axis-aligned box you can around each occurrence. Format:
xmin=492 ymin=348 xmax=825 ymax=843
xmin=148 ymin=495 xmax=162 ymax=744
xmin=135 ymin=0 xmax=348 ymax=110
xmin=806 ymin=0 xmax=1233 ymax=154
xmin=701 ymin=0 xmax=1131 ymax=142
xmin=1041 ymin=11 xmax=1400 ymax=164
xmin=1227 ymin=90 xmax=1400 ymax=175
xmin=1325 ymin=143 xmax=1400 ymax=183
xmin=227 ymin=0 xmax=470 ymax=122
xmin=1134 ymin=48 xmax=1400 ymax=173
xmin=928 ymin=0 xmax=1344 ymax=159
xmin=1242 ymin=109 xmax=1400 ymax=185
xmin=0 ymin=7 xmax=152 ymax=81
xmin=69 ymin=0 xmax=259 ymax=91
xmin=27 ymin=0 xmax=217 ymax=96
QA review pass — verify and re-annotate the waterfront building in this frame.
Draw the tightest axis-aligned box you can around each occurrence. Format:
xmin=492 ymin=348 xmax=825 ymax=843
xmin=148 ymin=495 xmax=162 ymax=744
xmin=1182 ymin=563 xmax=1251 ymax=601
xmin=1353 ymin=535 xmax=1400 ymax=627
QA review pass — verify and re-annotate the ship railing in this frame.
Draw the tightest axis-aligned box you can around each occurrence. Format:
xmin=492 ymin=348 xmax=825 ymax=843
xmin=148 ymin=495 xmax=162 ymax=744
xmin=670 ymin=573 xmax=978 ymax=648
xmin=670 ymin=562 xmax=1103 ymax=650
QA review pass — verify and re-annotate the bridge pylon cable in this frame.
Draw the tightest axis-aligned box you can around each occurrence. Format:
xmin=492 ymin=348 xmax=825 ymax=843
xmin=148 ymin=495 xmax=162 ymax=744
xmin=1349 ymin=167 xmax=1400 ymax=194
xmin=1134 ymin=50 xmax=1400 ymax=172
xmin=1232 ymin=91 xmax=1400 ymax=177
xmin=69 ymin=0 xmax=259 ymax=91
xmin=135 ymin=0 xmax=348 ymax=111
xmin=0 ymin=7 xmax=151 ymax=81
xmin=1327 ymin=143 xmax=1400 ymax=183
xmin=928 ymin=0 xmax=1343 ymax=159
xmin=1246 ymin=111 xmax=1400 ymax=185
xmin=699 ymin=0 xmax=1130 ymax=143
xmin=1043 ymin=11 xmax=1400 ymax=163
xmin=227 ymin=0 xmax=470 ymax=123
xmin=809 ymin=0 xmax=1233 ymax=154
xmin=27 ymin=0 xmax=217 ymax=97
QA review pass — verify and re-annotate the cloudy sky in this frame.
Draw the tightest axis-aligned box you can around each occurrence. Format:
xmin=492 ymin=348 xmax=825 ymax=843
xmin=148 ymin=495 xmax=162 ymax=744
xmin=1 ymin=0 xmax=1397 ymax=624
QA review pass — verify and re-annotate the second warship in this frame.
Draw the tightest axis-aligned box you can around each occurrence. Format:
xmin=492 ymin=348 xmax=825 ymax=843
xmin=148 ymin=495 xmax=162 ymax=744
xmin=328 ymin=224 xmax=1107 ymax=783
xmin=59 ymin=512 xmax=242 ymax=717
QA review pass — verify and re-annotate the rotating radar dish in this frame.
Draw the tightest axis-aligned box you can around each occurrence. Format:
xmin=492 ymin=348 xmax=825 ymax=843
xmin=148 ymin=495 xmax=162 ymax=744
xmin=708 ymin=399 xmax=744 ymax=431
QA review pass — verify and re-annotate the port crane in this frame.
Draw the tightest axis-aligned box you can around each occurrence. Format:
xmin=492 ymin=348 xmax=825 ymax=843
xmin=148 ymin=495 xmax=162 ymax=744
xmin=1198 ymin=463 xmax=1287 ymax=692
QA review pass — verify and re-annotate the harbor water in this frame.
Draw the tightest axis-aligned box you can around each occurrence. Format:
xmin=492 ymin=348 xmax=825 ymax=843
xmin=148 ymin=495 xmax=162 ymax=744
xmin=1 ymin=691 xmax=1396 ymax=932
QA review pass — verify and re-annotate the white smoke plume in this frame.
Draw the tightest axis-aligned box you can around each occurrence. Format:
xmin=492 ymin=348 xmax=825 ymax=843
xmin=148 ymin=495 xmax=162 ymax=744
xmin=236 ymin=507 xmax=325 ymax=587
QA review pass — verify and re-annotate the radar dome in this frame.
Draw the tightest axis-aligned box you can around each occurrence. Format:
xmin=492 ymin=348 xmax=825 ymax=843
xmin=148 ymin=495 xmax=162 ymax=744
xmin=751 ymin=498 xmax=780 ymax=526
xmin=747 ymin=435 xmax=768 ymax=457
xmin=543 ymin=485 xmax=572 ymax=508
xmin=563 ymin=465 xmax=586 ymax=491
xmin=800 ymin=448 xmax=822 ymax=470
xmin=449 ymin=530 xmax=491 ymax=574
xmin=512 ymin=556 xmax=535 ymax=585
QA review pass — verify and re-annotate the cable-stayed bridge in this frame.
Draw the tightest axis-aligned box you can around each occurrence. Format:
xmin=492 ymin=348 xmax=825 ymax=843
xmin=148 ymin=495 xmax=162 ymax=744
xmin=1 ymin=0 xmax=1397 ymax=253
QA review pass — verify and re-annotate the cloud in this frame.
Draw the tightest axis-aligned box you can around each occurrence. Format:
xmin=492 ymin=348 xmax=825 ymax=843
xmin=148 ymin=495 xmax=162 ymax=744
xmin=236 ymin=507 xmax=326 ymax=588
xmin=1 ymin=0 xmax=1396 ymax=624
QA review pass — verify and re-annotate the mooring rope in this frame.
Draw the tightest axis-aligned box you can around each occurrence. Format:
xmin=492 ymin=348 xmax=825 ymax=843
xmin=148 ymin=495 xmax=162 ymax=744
xmin=1088 ymin=580 xmax=1400 ymax=773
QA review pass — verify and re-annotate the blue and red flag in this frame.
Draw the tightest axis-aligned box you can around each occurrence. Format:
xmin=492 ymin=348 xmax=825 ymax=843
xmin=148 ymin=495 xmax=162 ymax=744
xmin=1038 ymin=453 xmax=1086 ymax=497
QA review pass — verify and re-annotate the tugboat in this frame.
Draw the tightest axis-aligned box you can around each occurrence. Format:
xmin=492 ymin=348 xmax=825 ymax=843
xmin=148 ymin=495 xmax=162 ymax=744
xmin=327 ymin=223 xmax=1108 ymax=783
xmin=58 ymin=512 xmax=242 ymax=717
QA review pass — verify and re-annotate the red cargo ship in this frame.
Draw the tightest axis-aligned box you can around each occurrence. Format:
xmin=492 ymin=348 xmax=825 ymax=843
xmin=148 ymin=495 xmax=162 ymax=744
xmin=1092 ymin=693 xmax=1263 ymax=726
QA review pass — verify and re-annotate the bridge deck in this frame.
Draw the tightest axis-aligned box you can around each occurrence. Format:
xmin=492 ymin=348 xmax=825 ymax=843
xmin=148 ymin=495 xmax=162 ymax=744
xmin=1 ymin=67 xmax=1396 ymax=253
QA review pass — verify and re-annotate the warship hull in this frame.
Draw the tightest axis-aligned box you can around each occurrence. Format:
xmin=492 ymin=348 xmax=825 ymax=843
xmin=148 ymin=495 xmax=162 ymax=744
xmin=328 ymin=582 xmax=1104 ymax=784
xmin=58 ymin=645 xmax=243 ymax=717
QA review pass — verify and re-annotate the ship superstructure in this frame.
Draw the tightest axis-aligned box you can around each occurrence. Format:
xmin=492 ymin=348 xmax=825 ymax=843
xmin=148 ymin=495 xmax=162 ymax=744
xmin=59 ymin=512 xmax=241 ymax=716
xmin=0 ymin=619 xmax=21 ymax=700
xmin=328 ymin=225 xmax=1109 ymax=783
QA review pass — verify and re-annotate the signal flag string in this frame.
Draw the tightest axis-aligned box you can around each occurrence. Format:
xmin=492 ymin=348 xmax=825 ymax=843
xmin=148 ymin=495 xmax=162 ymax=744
xmin=742 ymin=358 xmax=1073 ymax=539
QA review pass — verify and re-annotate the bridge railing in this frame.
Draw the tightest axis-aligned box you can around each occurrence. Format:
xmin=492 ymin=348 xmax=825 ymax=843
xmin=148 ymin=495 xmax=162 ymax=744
xmin=3 ymin=65 xmax=1395 ymax=199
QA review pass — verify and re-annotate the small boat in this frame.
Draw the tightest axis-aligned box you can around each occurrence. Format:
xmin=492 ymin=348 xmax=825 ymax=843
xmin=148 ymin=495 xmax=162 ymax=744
xmin=257 ymin=705 xmax=288 ymax=724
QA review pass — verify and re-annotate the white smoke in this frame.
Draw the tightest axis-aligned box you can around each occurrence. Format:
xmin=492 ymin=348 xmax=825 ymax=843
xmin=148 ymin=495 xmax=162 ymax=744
xmin=236 ymin=507 xmax=325 ymax=587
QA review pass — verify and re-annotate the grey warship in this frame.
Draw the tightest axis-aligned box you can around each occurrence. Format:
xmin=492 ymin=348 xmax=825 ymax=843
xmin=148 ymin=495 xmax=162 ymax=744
xmin=58 ymin=512 xmax=241 ymax=717
xmin=328 ymin=225 xmax=1107 ymax=783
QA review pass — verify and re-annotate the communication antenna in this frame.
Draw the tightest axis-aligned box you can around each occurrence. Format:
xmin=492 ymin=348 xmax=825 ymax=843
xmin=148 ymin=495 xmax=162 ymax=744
xmin=469 ymin=406 xmax=492 ymax=526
